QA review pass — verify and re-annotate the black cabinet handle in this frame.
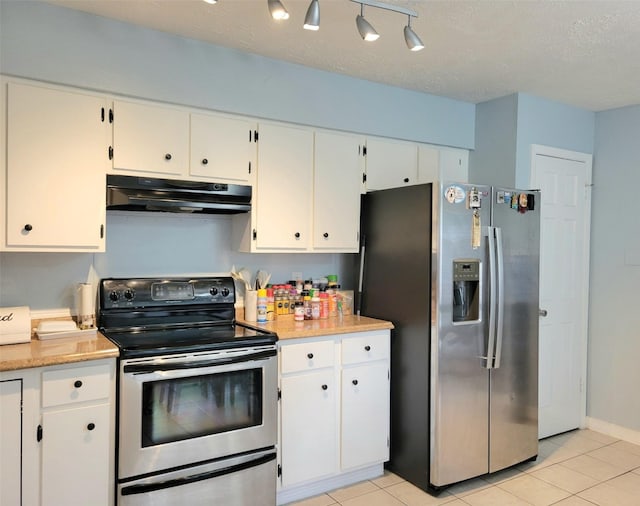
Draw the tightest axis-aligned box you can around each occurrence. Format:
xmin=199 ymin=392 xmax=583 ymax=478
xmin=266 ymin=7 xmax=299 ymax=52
xmin=74 ymin=380 xmax=83 ymax=388
xmin=323 ymin=232 xmax=329 ymax=238
xmin=294 ymin=232 xmax=301 ymax=239
xmin=87 ymin=423 xmax=95 ymax=431
xmin=364 ymin=345 xmax=371 ymax=351
xmin=165 ymin=153 xmax=172 ymax=160
xmin=202 ymin=158 xmax=208 ymax=165
xmin=24 ymin=224 xmax=33 ymax=232
xmin=352 ymin=379 xmax=358 ymax=385
xmin=321 ymin=384 xmax=328 ymax=390
xmin=307 ymin=353 xmax=314 ymax=359
xmin=403 ymin=177 xmax=410 ymax=183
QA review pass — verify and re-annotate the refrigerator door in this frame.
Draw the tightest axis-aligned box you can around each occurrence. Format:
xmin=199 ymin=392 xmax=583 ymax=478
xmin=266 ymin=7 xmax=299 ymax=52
xmin=430 ymin=183 xmax=492 ymax=487
xmin=488 ymin=188 xmax=540 ymax=472
xmin=360 ymin=184 xmax=433 ymax=490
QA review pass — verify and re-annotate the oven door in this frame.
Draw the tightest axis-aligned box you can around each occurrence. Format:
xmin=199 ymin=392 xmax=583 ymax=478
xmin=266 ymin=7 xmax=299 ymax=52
xmin=118 ymin=448 xmax=276 ymax=506
xmin=118 ymin=346 xmax=277 ymax=479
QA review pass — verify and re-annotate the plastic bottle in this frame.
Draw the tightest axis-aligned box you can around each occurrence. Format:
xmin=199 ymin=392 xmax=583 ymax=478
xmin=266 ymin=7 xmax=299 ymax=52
xmin=311 ymin=296 xmax=321 ymax=320
xmin=302 ymin=291 xmax=312 ymax=320
xmin=294 ymin=301 xmax=305 ymax=321
xmin=257 ymin=289 xmax=268 ymax=323
xmin=319 ymin=292 xmax=329 ymax=319
xmin=266 ymin=288 xmax=275 ymax=321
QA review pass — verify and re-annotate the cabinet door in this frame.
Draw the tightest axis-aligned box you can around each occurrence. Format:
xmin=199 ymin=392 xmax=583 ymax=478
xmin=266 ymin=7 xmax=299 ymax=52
xmin=255 ymin=123 xmax=313 ymax=249
xmin=417 ymin=143 xmax=440 ymax=183
xmin=280 ymin=370 xmax=337 ymax=486
xmin=365 ymin=137 xmax=418 ymax=191
xmin=341 ymin=362 xmax=390 ymax=470
xmin=5 ymin=82 xmax=108 ymax=250
xmin=313 ymin=131 xmax=362 ymax=251
xmin=41 ymin=403 xmax=111 ymax=506
xmin=439 ymin=147 xmax=469 ymax=182
xmin=0 ymin=380 xmax=21 ymax=506
xmin=190 ymin=112 xmax=254 ymax=183
xmin=112 ymin=100 xmax=189 ymax=176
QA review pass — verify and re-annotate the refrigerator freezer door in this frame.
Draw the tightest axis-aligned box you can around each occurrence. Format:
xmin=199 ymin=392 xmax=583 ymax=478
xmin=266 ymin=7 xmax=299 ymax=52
xmin=488 ymin=188 xmax=540 ymax=472
xmin=430 ymin=183 xmax=492 ymax=487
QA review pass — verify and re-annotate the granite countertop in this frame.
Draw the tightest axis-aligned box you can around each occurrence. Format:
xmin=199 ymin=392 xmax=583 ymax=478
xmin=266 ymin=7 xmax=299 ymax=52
xmin=0 ymin=332 xmax=119 ymax=372
xmin=237 ymin=314 xmax=394 ymax=340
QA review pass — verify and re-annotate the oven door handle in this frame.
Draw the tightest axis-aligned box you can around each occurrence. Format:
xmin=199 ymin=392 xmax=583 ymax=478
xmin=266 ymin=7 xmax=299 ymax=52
xmin=120 ymin=451 xmax=276 ymax=496
xmin=123 ymin=349 xmax=277 ymax=373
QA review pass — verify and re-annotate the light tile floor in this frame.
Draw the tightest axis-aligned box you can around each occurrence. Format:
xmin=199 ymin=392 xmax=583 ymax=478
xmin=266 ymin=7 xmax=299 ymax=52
xmin=286 ymin=429 xmax=640 ymax=506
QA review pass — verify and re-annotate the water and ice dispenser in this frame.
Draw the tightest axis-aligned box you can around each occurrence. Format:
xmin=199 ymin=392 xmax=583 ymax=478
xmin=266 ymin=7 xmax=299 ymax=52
xmin=452 ymin=260 xmax=480 ymax=323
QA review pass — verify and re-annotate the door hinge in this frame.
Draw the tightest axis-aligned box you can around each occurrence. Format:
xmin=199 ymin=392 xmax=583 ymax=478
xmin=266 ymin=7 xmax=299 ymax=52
xmin=109 ymin=108 xmax=114 ymax=123
xmin=252 ymin=229 xmax=257 ymax=240
xmin=37 ymin=424 xmax=43 ymax=442
xmin=101 ymin=107 xmax=105 ymax=122
xmin=387 ymin=436 xmax=390 ymax=448
xmin=277 ymin=464 xmax=282 ymax=477
xmin=108 ymin=146 xmax=113 ymax=160
xmin=254 ymin=130 xmax=259 ymax=142
xmin=277 ymin=388 xmax=281 ymax=400
xmin=363 ymin=145 xmax=367 ymax=156
xmin=388 ymin=369 xmax=390 ymax=380
xmin=248 ymin=161 xmax=251 ymax=174
xmin=362 ymin=173 xmax=367 ymax=184
xmin=100 ymin=224 xmax=104 ymax=239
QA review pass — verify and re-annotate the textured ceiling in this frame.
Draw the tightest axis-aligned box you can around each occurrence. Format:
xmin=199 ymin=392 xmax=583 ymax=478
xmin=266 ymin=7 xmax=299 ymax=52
xmin=44 ymin=0 xmax=640 ymax=111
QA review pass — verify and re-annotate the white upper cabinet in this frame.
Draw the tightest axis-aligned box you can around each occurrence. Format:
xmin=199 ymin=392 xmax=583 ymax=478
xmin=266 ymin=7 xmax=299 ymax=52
xmin=2 ymin=81 xmax=108 ymax=251
xmin=417 ymin=143 xmax=469 ymax=184
xmin=254 ymin=122 xmax=314 ymax=250
xmin=313 ymin=130 xmax=363 ymax=252
xmin=111 ymin=99 xmax=189 ymax=176
xmin=364 ymin=136 xmax=419 ymax=191
xmin=189 ymin=112 xmax=255 ymax=183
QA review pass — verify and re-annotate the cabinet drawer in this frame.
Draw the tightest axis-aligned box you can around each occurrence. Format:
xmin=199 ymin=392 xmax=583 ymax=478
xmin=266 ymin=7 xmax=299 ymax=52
xmin=42 ymin=363 xmax=111 ymax=407
xmin=280 ymin=340 xmax=334 ymax=374
xmin=342 ymin=332 xmax=390 ymax=365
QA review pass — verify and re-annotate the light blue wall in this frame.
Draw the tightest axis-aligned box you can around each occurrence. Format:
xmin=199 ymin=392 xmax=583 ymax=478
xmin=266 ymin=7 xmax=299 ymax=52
xmin=469 ymin=94 xmax=518 ymax=186
xmin=0 ymin=1 xmax=474 ymax=310
xmin=588 ymin=105 xmax=640 ymax=431
xmin=470 ymin=93 xmax=595 ymax=188
xmin=515 ymin=94 xmax=595 ymax=188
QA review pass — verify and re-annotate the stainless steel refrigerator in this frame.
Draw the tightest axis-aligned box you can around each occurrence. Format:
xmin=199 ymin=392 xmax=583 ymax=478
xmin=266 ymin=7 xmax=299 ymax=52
xmin=359 ymin=182 xmax=540 ymax=491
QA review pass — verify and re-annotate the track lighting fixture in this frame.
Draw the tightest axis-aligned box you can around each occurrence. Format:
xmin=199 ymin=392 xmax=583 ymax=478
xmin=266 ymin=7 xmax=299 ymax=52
xmin=404 ymin=15 xmax=424 ymax=51
xmin=303 ymin=0 xmax=320 ymax=31
xmin=351 ymin=0 xmax=423 ymax=51
xmin=202 ymin=0 xmax=217 ymax=4
xmin=268 ymin=0 xmax=289 ymax=21
xmin=356 ymin=3 xmax=379 ymax=41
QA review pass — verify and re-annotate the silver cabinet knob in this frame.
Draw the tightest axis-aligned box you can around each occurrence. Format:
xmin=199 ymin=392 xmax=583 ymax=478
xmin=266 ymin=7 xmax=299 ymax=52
xmin=539 ymin=309 xmax=548 ymax=317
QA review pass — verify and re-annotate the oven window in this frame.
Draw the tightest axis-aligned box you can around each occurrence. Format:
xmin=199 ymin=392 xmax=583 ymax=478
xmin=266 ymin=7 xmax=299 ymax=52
xmin=141 ymin=369 xmax=263 ymax=447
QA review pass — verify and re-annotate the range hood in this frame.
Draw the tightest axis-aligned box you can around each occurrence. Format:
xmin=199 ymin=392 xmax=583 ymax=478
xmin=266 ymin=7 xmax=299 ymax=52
xmin=107 ymin=175 xmax=251 ymax=214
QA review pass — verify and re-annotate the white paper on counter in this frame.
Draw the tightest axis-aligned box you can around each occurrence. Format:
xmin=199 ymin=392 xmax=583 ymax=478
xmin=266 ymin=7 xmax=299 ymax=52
xmin=0 ymin=306 xmax=31 ymax=345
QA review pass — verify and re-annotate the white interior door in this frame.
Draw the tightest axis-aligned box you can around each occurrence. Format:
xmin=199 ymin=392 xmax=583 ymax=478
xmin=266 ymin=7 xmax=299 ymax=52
xmin=530 ymin=145 xmax=592 ymax=439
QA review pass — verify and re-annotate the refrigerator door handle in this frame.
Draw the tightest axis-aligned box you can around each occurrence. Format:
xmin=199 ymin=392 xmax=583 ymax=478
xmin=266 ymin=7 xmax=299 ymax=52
xmin=493 ymin=227 xmax=505 ymax=369
xmin=485 ymin=226 xmax=497 ymax=369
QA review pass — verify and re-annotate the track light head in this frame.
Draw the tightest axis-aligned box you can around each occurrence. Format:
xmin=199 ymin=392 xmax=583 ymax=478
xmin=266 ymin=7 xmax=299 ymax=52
xmin=404 ymin=17 xmax=424 ymax=51
xmin=304 ymin=0 xmax=320 ymax=31
xmin=268 ymin=0 xmax=290 ymax=20
xmin=356 ymin=5 xmax=379 ymax=42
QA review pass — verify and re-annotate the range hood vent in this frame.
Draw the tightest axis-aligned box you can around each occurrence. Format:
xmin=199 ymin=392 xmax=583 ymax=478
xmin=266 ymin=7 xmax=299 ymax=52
xmin=107 ymin=175 xmax=251 ymax=214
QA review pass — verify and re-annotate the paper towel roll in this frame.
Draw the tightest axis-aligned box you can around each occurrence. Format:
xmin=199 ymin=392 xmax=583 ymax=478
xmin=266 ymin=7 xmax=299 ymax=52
xmin=244 ymin=290 xmax=257 ymax=322
xmin=0 ymin=306 xmax=31 ymax=345
xmin=77 ymin=283 xmax=95 ymax=329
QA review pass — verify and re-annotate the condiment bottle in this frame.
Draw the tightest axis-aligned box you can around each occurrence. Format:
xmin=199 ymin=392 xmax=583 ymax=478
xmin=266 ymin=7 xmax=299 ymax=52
xmin=311 ymin=296 xmax=321 ymax=320
xmin=319 ymin=292 xmax=329 ymax=319
xmin=294 ymin=301 xmax=305 ymax=321
xmin=266 ymin=288 xmax=275 ymax=321
xmin=257 ymin=289 xmax=268 ymax=323
xmin=302 ymin=291 xmax=312 ymax=320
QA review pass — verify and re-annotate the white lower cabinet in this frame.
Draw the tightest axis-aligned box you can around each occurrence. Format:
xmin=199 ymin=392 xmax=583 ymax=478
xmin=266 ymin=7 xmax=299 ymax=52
xmin=277 ymin=331 xmax=390 ymax=504
xmin=0 ymin=359 xmax=115 ymax=506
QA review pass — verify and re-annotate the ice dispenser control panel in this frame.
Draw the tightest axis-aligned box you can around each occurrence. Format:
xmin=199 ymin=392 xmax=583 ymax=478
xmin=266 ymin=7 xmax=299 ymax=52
xmin=452 ymin=260 xmax=480 ymax=323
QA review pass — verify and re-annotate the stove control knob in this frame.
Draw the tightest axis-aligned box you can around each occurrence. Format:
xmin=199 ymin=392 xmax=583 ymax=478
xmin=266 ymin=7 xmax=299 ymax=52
xmin=221 ymin=287 xmax=230 ymax=297
xmin=109 ymin=291 xmax=120 ymax=302
xmin=124 ymin=289 xmax=135 ymax=301
xmin=210 ymin=287 xmax=219 ymax=296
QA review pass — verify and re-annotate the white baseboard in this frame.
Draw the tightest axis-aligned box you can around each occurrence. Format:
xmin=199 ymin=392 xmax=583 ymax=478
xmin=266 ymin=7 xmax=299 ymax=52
xmin=586 ymin=416 xmax=640 ymax=445
xmin=276 ymin=464 xmax=383 ymax=505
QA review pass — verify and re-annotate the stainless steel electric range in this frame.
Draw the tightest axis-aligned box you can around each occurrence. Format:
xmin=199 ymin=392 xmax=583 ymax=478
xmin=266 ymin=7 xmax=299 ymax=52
xmin=98 ymin=276 xmax=278 ymax=506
